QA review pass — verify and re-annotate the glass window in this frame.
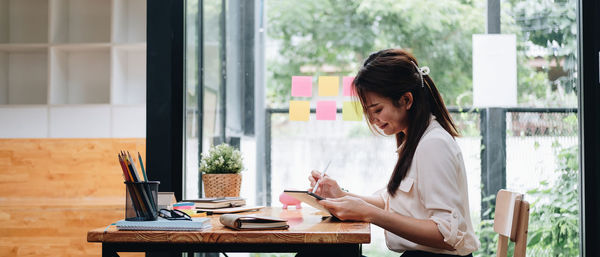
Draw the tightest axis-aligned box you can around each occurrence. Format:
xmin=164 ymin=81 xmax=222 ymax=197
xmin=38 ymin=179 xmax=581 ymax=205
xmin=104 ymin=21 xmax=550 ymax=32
xmin=502 ymin=0 xmax=579 ymax=256
xmin=185 ymin=0 xmax=200 ymax=200
xmin=265 ymin=1 xmax=484 ymax=256
xmin=184 ymin=0 xmax=580 ymax=256
xmin=185 ymin=0 xmax=226 ymax=199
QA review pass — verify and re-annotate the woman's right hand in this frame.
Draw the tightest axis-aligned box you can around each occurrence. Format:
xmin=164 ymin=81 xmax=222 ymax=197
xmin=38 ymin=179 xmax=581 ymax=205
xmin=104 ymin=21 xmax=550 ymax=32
xmin=308 ymin=170 xmax=346 ymax=199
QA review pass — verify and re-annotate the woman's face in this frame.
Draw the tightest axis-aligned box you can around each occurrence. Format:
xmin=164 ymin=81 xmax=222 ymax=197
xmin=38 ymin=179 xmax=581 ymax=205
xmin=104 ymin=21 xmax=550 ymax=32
xmin=364 ymin=91 xmax=412 ymax=135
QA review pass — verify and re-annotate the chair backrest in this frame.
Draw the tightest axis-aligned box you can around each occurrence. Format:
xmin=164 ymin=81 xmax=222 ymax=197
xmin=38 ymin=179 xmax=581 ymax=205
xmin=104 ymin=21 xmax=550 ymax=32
xmin=493 ymin=189 xmax=530 ymax=257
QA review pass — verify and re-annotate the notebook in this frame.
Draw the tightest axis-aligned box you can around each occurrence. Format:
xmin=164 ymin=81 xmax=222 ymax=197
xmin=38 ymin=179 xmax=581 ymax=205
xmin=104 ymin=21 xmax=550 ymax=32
xmin=183 ymin=197 xmax=246 ymax=209
xmin=219 ymin=214 xmax=288 ymax=230
xmin=116 ymin=217 xmax=212 ymax=231
xmin=196 ymin=205 xmax=264 ymax=214
xmin=183 ymin=197 xmax=244 ymax=202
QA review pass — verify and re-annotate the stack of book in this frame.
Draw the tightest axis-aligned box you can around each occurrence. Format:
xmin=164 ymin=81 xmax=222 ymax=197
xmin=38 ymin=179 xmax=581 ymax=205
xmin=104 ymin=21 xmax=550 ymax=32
xmin=183 ymin=197 xmax=247 ymax=209
xmin=180 ymin=197 xmax=265 ymax=214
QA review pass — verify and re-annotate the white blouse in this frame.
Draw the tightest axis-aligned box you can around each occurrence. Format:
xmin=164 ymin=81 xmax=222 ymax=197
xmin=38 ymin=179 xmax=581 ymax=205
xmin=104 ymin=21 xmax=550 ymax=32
xmin=376 ymin=116 xmax=480 ymax=255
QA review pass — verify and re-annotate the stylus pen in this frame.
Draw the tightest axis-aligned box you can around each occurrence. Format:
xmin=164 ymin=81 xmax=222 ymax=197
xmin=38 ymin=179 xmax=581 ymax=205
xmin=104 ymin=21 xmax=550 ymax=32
xmin=311 ymin=160 xmax=331 ymax=194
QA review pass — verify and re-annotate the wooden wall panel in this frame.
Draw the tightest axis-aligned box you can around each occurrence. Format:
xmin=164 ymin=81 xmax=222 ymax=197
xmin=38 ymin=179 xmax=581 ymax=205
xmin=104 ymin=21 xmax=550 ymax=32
xmin=0 ymin=139 xmax=146 ymax=257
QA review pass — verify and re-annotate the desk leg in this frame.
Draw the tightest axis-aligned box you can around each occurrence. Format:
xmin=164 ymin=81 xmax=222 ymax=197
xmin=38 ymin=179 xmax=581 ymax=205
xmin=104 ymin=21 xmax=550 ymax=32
xmin=102 ymin=243 xmax=119 ymax=257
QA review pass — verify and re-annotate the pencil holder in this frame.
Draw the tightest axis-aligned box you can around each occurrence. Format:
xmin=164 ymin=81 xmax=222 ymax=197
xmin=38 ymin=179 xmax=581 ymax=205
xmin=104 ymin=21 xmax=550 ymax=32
xmin=125 ymin=181 xmax=160 ymax=221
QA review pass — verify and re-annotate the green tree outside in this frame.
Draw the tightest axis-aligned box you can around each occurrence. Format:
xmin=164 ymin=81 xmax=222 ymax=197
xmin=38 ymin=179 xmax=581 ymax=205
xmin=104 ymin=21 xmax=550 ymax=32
xmin=266 ymin=0 xmax=577 ymax=108
xmin=264 ymin=0 xmax=579 ymax=256
xmin=266 ymin=0 xmax=484 ymax=107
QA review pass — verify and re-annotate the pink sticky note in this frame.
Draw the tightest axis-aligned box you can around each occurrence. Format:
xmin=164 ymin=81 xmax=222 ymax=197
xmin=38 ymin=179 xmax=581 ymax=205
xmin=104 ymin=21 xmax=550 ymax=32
xmin=342 ymin=76 xmax=356 ymax=96
xmin=291 ymin=76 xmax=312 ymax=97
xmin=316 ymin=101 xmax=337 ymax=120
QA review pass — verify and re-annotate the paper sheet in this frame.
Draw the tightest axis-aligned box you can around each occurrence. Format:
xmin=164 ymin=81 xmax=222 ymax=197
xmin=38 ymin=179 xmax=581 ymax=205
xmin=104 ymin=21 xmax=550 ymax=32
xmin=342 ymin=76 xmax=356 ymax=96
xmin=291 ymin=76 xmax=313 ymax=97
xmin=289 ymin=101 xmax=310 ymax=121
xmin=316 ymin=101 xmax=336 ymax=120
xmin=342 ymin=101 xmax=363 ymax=121
xmin=318 ymin=76 xmax=339 ymax=96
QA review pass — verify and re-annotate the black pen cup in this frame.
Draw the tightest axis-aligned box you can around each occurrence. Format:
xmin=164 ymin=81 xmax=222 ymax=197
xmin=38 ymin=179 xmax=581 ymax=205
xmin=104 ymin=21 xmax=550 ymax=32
xmin=125 ymin=181 xmax=160 ymax=221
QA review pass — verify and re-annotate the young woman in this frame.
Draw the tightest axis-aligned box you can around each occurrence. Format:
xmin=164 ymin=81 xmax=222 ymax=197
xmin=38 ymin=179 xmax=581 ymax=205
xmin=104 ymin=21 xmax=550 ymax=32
xmin=309 ymin=49 xmax=480 ymax=257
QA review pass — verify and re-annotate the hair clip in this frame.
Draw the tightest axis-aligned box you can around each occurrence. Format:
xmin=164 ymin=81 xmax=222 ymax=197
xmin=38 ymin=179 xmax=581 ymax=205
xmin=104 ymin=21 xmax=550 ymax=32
xmin=410 ymin=61 xmax=430 ymax=88
xmin=420 ymin=66 xmax=430 ymax=76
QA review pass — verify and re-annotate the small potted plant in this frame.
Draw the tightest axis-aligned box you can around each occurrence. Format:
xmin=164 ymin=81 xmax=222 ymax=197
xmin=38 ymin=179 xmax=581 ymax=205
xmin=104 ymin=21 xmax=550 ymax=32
xmin=200 ymin=143 xmax=244 ymax=197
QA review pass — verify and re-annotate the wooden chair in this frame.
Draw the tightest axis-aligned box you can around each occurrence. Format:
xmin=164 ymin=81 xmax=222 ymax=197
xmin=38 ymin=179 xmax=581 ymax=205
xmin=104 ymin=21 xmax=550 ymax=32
xmin=493 ymin=189 xmax=530 ymax=257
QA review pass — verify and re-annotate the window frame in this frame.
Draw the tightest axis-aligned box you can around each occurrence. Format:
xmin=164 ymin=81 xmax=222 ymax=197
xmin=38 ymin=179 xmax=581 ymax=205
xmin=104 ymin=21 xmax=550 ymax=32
xmin=577 ymin=0 xmax=600 ymax=255
xmin=146 ymin=0 xmax=185 ymax=201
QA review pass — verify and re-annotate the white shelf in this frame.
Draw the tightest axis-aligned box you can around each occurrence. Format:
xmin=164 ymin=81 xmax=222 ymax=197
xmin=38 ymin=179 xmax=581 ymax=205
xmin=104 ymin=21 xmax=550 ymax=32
xmin=111 ymin=45 xmax=146 ymax=105
xmin=0 ymin=106 xmax=48 ymax=138
xmin=0 ymin=0 xmax=146 ymax=138
xmin=49 ymin=46 xmax=111 ymax=104
xmin=0 ymin=47 xmax=48 ymax=104
xmin=49 ymin=105 xmax=111 ymax=138
xmin=51 ymin=43 xmax=112 ymax=50
xmin=0 ymin=0 xmax=49 ymax=43
xmin=112 ymin=0 xmax=146 ymax=43
xmin=111 ymin=105 xmax=146 ymax=137
xmin=50 ymin=0 xmax=111 ymax=43
xmin=0 ymin=44 xmax=49 ymax=51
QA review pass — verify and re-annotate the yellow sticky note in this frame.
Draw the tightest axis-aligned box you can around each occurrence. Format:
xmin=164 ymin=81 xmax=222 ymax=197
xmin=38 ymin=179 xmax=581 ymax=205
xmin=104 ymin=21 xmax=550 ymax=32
xmin=342 ymin=101 xmax=363 ymax=121
xmin=289 ymin=101 xmax=310 ymax=121
xmin=318 ymin=76 xmax=339 ymax=96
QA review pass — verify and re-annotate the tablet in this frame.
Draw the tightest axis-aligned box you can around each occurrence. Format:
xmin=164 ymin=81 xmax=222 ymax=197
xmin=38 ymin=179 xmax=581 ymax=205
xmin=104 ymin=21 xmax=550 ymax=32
xmin=284 ymin=190 xmax=324 ymax=200
xmin=283 ymin=190 xmax=330 ymax=215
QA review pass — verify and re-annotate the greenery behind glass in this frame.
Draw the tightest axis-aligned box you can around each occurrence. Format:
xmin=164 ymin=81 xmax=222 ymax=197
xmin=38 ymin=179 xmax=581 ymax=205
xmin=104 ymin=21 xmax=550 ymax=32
xmin=263 ymin=0 xmax=579 ymax=256
xmin=266 ymin=0 xmax=577 ymax=108
xmin=182 ymin=0 xmax=580 ymax=255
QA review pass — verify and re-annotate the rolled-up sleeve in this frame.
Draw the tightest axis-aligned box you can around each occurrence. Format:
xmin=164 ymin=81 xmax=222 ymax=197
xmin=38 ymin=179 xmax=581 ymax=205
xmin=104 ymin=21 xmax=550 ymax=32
xmin=415 ymin=137 xmax=479 ymax=255
xmin=373 ymin=187 xmax=389 ymax=209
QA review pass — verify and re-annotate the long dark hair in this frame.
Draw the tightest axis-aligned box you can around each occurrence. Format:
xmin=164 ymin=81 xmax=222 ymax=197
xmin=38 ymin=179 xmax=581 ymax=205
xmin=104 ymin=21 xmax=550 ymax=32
xmin=353 ymin=49 xmax=458 ymax=197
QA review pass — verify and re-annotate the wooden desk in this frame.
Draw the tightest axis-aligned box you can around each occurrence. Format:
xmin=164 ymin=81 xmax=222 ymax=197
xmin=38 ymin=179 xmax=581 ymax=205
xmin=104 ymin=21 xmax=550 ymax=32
xmin=87 ymin=207 xmax=370 ymax=257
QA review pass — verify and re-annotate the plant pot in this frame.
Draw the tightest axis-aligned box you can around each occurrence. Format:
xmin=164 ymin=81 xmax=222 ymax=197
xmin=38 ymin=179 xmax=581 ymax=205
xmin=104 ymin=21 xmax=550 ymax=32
xmin=202 ymin=173 xmax=242 ymax=197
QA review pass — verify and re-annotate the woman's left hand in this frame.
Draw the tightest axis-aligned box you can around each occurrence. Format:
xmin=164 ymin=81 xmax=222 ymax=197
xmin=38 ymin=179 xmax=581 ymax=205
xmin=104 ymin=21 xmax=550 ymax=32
xmin=319 ymin=196 xmax=377 ymax=222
